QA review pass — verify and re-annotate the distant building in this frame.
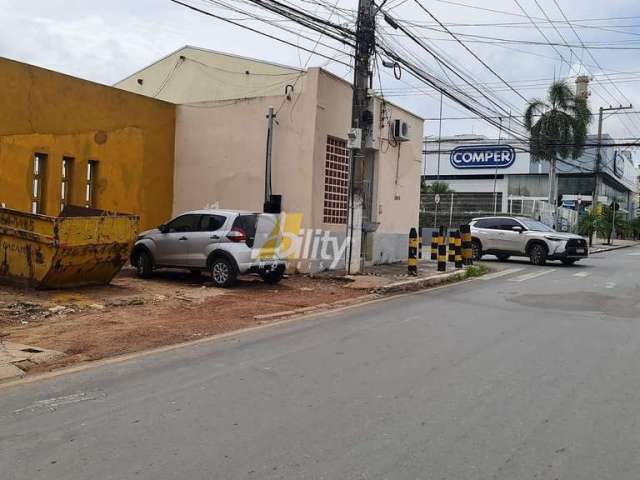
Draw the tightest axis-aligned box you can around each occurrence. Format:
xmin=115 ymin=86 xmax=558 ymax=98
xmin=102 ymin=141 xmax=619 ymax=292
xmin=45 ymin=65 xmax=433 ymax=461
xmin=116 ymin=47 xmax=425 ymax=270
xmin=423 ymin=134 xmax=639 ymax=218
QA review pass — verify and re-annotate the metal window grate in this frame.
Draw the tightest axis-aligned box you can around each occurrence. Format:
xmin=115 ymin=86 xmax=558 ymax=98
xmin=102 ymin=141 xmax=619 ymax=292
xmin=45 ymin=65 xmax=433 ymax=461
xmin=32 ymin=153 xmax=47 ymax=214
xmin=60 ymin=157 xmax=73 ymax=213
xmin=85 ymin=160 xmax=98 ymax=208
xmin=323 ymin=137 xmax=349 ymax=224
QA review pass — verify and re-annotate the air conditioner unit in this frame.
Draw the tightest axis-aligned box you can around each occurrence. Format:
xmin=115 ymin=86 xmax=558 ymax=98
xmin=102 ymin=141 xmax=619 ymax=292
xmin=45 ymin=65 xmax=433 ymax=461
xmin=392 ymin=119 xmax=410 ymax=142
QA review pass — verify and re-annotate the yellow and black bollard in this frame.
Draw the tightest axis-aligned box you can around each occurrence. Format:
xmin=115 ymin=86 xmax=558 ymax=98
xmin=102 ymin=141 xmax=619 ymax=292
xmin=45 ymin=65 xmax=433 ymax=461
xmin=408 ymin=227 xmax=418 ymax=275
xmin=437 ymin=243 xmax=447 ymax=272
xmin=454 ymin=231 xmax=463 ymax=269
xmin=448 ymin=232 xmax=456 ymax=263
xmin=460 ymin=224 xmax=473 ymax=266
xmin=430 ymin=231 xmax=438 ymax=261
xmin=418 ymin=232 xmax=423 ymax=259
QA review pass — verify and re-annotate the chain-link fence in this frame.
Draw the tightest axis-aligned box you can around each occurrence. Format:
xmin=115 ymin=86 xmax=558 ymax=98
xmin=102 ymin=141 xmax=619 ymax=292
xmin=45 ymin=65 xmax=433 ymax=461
xmin=420 ymin=193 xmax=579 ymax=232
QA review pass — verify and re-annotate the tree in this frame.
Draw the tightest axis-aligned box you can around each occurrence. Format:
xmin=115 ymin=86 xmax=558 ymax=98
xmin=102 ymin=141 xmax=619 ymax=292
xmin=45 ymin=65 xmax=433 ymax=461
xmin=596 ymin=205 xmax=625 ymax=244
xmin=421 ymin=180 xmax=453 ymax=194
xmin=524 ymin=81 xmax=592 ymax=208
xmin=577 ymin=208 xmax=599 ymax=247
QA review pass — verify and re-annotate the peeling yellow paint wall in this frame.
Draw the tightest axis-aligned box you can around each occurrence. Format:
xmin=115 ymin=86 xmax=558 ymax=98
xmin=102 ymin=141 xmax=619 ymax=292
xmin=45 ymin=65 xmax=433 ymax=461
xmin=0 ymin=57 xmax=175 ymax=230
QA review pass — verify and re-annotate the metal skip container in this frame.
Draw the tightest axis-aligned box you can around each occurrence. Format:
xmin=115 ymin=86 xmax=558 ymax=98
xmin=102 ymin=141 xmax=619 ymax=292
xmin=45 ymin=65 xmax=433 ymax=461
xmin=0 ymin=206 xmax=139 ymax=288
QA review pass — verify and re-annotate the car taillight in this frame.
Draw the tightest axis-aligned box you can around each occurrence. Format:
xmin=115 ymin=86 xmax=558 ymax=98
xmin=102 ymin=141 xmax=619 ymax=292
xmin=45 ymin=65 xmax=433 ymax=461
xmin=228 ymin=227 xmax=247 ymax=243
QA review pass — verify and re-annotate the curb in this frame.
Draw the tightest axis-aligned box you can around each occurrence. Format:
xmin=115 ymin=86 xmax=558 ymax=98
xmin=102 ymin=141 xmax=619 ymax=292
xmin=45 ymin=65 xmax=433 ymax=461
xmin=253 ymin=294 xmax=380 ymax=321
xmin=376 ymin=270 xmax=466 ymax=293
xmin=589 ymin=244 xmax=636 ymax=254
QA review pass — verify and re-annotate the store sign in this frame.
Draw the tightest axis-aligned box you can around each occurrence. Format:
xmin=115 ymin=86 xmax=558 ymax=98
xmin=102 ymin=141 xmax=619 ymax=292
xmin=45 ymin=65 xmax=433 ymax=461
xmin=450 ymin=145 xmax=516 ymax=169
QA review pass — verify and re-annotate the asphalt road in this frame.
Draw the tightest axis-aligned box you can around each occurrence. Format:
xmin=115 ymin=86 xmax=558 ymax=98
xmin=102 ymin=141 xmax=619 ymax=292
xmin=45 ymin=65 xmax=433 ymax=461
xmin=2 ymin=246 xmax=640 ymax=480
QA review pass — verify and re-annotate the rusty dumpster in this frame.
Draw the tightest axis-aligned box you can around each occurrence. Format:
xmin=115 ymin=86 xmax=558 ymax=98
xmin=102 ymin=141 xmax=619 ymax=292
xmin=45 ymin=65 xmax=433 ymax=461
xmin=0 ymin=206 xmax=139 ymax=289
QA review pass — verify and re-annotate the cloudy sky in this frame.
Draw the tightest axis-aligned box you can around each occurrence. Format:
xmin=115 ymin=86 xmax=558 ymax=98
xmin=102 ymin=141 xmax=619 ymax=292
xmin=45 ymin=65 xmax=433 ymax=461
xmin=2 ymin=0 xmax=640 ymax=141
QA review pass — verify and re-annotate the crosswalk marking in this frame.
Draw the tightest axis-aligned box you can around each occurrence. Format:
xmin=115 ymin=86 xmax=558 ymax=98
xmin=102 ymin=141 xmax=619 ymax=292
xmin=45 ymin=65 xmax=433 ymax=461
xmin=605 ymin=282 xmax=616 ymax=289
xmin=628 ymin=252 xmax=640 ymax=256
xmin=573 ymin=272 xmax=591 ymax=278
xmin=509 ymin=269 xmax=557 ymax=282
xmin=480 ymin=268 xmax=524 ymax=280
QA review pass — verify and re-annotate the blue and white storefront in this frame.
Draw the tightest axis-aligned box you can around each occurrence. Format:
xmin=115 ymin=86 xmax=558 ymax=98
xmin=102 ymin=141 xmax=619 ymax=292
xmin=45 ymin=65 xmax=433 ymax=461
xmin=423 ymin=134 xmax=639 ymax=217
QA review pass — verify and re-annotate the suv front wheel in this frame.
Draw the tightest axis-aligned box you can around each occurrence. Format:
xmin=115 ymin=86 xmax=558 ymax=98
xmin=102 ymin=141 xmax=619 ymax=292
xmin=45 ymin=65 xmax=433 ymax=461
xmin=134 ymin=251 xmax=153 ymax=278
xmin=528 ymin=243 xmax=548 ymax=266
xmin=210 ymin=257 xmax=237 ymax=288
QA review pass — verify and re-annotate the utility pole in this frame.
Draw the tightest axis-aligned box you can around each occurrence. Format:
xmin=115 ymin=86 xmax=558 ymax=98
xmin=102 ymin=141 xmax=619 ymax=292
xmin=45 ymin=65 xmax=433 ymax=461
xmin=591 ymin=104 xmax=633 ymax=216
xmin=346 ymin=0 xmax=375 ymax=274
xmin=264 ymin=106 xmax=275 ymax=211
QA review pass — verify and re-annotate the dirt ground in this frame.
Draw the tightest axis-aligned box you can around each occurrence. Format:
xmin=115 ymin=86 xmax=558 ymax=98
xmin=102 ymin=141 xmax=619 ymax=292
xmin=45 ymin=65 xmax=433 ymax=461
xmin=0 ymin=268 xmax=366 ymax=374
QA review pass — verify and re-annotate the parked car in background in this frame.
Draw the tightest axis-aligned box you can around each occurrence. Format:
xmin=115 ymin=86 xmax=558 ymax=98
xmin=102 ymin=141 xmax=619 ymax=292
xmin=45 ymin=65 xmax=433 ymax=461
xmin=470 ymin=216 xmax=588 ymax=266
xmin=131 ymin=210 xmax=286 ymax=287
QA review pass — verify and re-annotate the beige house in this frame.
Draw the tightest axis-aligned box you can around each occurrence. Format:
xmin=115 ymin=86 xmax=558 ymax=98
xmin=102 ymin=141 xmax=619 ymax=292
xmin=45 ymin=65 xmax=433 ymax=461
xmin=116 ymin=46 xmax=424 ymax=271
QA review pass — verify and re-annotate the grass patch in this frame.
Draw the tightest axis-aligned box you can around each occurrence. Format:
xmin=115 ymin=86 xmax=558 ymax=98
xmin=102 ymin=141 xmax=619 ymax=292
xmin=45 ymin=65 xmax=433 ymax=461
xmin=464 ymin=264 xmax=490 ymax=278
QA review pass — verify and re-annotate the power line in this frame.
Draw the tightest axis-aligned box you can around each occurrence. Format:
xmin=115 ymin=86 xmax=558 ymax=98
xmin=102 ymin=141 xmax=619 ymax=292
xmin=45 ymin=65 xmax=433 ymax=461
xmin=168 ymin=0 xmax=353 ymax=67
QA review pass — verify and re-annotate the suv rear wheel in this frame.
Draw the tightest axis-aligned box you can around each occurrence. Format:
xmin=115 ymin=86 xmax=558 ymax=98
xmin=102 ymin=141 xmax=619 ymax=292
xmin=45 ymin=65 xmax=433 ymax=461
xmin=259 ymin=266 xmax=285 ymax=285
xmin=472 ymin=239 xmax=483 ymax=261
xmin=210 ymin=257 xmax=237 ymax=288
xmin=528 ymin=243 xmax=547 ymax=266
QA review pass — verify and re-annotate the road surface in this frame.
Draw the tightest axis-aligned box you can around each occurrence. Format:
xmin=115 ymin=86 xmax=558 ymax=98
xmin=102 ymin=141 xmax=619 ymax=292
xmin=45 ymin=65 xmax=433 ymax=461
xmin=2 ymin=246 xmax=640 ymax=479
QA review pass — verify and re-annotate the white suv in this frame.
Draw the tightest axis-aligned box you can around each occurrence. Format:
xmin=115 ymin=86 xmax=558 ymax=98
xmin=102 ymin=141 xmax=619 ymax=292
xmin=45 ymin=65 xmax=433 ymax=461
xmin=130 ymin=210 xmax=286 ymax=287
xmin=470 ymin=216 xmax=588 ymax=266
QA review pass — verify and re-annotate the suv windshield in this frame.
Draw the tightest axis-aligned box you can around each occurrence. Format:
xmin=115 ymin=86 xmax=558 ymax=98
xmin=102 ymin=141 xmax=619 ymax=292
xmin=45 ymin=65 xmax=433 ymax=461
xmin=518 ymin=218 xmax=555 ymax=232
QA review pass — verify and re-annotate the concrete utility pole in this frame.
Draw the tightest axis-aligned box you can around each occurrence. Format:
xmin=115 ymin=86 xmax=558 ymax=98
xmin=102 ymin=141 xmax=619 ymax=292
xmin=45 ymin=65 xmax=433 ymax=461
xmin=264 ymin=106 xmax=275 ymax=210
xmin=346 ymin=0 xmax=375 ymax=274
xmin=591 ymin=104 xmax=633 ymax=214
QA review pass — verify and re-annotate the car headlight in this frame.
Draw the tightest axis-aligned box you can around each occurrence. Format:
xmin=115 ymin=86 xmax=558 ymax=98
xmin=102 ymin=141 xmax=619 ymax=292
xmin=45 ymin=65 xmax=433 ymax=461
xmin=544 ymin=235 xmax=565 ymax=242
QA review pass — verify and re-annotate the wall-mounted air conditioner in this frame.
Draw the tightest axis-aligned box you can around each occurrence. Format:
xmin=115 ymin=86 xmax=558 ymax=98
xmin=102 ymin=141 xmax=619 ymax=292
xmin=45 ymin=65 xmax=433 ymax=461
xmin=392 ymin=119 xmax=410 ymax=142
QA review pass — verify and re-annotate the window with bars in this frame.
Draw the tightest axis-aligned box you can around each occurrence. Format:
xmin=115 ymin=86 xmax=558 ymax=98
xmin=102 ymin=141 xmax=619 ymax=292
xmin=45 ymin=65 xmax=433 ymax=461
xmin=323 ymin=137 xmax=350 ymax=224
xmin=32 ymin=153 xmax=47 ymax=214
xmin=60 ymin=157 xmax=73 ymax=213
xmin=85 ymin=160 xmax=98 ymax=208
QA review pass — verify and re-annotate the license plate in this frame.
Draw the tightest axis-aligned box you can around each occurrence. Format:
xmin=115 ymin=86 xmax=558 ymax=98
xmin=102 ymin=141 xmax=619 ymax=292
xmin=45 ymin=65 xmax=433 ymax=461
xmin=576 ymin=248 xmax=585 ymax=254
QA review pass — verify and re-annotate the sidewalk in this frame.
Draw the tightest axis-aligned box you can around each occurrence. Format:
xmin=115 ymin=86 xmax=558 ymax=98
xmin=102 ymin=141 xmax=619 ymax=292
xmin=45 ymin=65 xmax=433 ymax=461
xmin=590 ymin=239 xmax=640 ymax=254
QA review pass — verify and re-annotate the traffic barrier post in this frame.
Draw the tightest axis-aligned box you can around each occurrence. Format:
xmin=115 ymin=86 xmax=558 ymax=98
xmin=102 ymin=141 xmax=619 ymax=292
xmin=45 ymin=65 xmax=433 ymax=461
xmin=430 ymin=231 xmax=438 ymax=261
xmin=460 ymin=224 xmax=473 ymax=266
xmin=448 ymin=232 xmax=456 ymax=263
xmin=437 ymin=243 xmax=447 ymax=272
xmin=408 ymin=227 xmax=418 ymax=275
xmin=454 ymin=231 xmax=463 ymax=269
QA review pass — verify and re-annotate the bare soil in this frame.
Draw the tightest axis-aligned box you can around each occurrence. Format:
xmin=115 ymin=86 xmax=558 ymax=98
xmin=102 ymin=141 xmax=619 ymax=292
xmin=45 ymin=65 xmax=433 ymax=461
xmin=0 ymin=268 xmax=364 ymax=374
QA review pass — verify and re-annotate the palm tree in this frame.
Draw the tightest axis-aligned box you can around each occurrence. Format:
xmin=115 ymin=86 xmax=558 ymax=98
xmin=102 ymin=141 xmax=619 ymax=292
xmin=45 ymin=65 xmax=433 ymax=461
xmin=524 ymin=81 xmax=592 ymax=208
xmin=577 ymin=208 xmax=599 ymax=246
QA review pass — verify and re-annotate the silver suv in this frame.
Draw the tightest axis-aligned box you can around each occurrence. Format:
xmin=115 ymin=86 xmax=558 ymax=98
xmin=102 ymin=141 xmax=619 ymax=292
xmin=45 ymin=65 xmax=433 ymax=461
xmin=470 ymin=216 xmax=588 ymax=266
xmin=130 ymin=209 xmax=286 ymax=287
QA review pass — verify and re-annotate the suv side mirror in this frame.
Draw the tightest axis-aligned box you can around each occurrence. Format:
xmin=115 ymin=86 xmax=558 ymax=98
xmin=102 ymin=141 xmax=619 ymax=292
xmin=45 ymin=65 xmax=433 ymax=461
xmin=512 ymin=226 xmax=524 ymax=233
xmin=158 ymin=224 xmax=169 ymax=234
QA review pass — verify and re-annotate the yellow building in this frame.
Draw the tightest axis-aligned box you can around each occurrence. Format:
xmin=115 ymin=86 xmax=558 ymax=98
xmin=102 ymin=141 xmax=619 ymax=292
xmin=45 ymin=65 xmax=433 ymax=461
xmin=0 ymin=57 xmax=176 ymax=230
